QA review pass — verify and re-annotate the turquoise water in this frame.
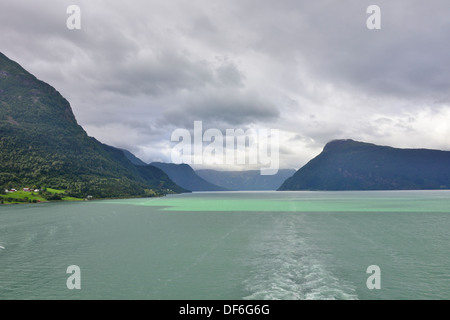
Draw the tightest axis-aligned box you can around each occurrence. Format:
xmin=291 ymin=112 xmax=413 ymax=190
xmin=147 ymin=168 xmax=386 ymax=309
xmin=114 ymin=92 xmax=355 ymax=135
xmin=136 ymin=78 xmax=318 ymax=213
xmin=0 ymin=191 xmax=449 ymax=300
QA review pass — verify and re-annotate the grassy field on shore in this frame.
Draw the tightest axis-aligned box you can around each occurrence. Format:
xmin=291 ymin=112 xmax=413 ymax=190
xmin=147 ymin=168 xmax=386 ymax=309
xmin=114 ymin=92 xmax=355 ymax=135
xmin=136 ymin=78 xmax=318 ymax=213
xmin=0 ymin=188 xmax=83 ymax=204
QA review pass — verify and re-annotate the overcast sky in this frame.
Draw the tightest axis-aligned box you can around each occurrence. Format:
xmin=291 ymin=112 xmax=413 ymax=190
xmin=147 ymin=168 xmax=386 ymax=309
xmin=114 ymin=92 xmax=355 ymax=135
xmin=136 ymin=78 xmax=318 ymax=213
xmin=1 ymin=0 xmax=450 ymax=170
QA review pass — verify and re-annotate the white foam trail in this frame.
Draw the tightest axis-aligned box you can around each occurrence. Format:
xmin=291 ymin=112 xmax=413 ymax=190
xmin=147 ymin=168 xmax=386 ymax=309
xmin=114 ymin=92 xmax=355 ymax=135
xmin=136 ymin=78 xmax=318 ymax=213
xmin=243 ymin=216 xmax=358 ymax=300
xmin=0 ymin=245 xmax=5 ymax=250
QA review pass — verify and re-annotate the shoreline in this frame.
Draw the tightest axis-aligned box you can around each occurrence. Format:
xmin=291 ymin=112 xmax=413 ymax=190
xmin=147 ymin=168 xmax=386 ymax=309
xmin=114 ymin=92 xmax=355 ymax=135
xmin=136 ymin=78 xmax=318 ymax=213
xmin=0 ymin=193 xmax=170 ymax=206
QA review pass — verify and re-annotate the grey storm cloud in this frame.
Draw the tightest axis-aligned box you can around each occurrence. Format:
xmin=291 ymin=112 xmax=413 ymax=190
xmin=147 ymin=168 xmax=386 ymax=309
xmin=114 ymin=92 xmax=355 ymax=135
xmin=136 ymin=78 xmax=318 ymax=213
xmin=98 ymin=50 xmax=214 ymax=96
xmin=1 ymin=0 xmax=449 ymax=168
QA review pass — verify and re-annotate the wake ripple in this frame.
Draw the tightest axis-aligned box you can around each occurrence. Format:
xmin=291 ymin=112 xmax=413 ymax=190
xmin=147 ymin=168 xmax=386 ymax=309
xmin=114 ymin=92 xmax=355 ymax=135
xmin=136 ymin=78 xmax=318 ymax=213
xmin=243 ymin=216 xmax=357 ymax=300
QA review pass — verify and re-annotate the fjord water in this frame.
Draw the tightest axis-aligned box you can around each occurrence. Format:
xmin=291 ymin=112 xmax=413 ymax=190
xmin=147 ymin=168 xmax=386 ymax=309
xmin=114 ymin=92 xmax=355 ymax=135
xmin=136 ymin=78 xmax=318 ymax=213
xmin=0 ymin=191 xmax=449 ymax=300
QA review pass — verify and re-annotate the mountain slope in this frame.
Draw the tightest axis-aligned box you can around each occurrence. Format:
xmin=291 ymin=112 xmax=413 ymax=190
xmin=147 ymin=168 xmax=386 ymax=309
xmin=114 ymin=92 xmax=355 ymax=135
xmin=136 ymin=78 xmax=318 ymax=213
xmin=278 ymin=139 xmax=450 ymax=191
xmin=0 ymin=52 xmax=186 ymax=198
xmin=196 ymin=169 xmax=296 ymax=191
xmin=121 ymin=148 xmax=147 ymax=166
xmin=96 ymin=141 xmax=187 ymax=194
xmin=150 ymin=162 xmax=227 ymax=191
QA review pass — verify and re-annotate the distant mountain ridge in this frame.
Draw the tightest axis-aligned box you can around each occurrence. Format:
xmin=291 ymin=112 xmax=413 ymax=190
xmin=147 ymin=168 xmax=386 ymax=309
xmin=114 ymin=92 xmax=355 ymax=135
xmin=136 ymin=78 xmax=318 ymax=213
xmin=0 ymin=52 xmax=187 ymax=198
xmin=150 ymin=162 xmax=227 ymax=191
xmin=279 ymin=139 xmax=450 ymax=191
xmin=196 ymin=169 xmax=296 ymax=191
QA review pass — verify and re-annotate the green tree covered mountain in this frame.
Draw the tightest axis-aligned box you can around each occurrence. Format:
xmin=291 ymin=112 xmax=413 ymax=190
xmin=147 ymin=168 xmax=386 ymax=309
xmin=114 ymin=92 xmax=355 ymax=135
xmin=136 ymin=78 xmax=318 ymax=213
xmin=121 ymin=148 xmax=148 ymax=166
xmin=0 ymin=52 xmax=187 ymax=198
xmin=278 ymin=139 xmax=450 ymax=191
